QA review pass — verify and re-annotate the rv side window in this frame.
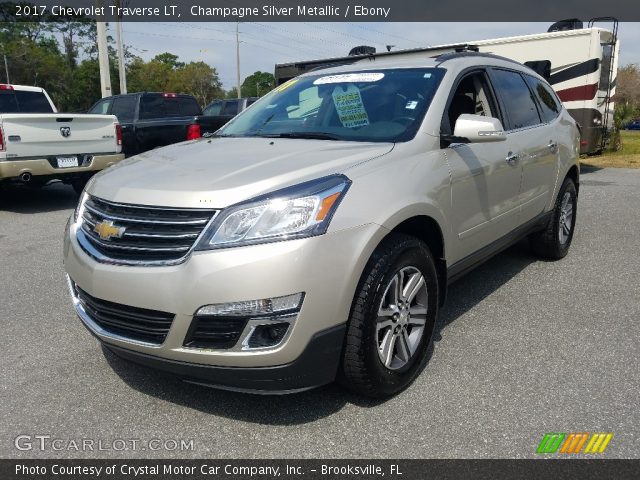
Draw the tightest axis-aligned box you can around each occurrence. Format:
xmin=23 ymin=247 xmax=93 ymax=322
xmin=490 ymin=69 xmax=541 ymax=130
xmin=524 ymin=75 xmax=561 ymax=123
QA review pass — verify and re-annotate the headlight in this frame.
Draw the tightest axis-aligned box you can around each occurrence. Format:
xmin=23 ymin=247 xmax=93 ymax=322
xmin=196 ymin=174 xmax=351 ymax=250
xmin=74 ymin=192 xmax=88 ymax=225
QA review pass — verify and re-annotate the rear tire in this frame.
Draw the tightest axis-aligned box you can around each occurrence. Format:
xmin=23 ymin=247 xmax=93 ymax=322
xmin=339 ymin=233 xmax=439 ymax=398
xmin=529 ymin=177 xmax=577 ymax=260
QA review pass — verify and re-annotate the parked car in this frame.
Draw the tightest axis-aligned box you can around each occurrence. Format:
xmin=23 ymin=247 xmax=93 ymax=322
xmin=202 ymin=97 xmax=259 ymax=131
xmin=624 ymin=119 xmax=640 ymax=130
xmin=87 ymin=92 xmax=220 ymax=157
xmin=0 ymin=84 xmax=123 ymax=193
xmin=64 ymin=53 xmax=580 ymax=398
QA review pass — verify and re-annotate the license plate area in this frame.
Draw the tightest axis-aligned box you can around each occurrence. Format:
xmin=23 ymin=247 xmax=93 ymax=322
xmin=56 ymin=156 xmax=79 ymax=168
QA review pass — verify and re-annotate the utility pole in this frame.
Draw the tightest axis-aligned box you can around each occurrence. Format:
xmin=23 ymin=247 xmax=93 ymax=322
xmin=3 ymin=54 xmax=9 ymax=84
xmin=95 ymin=0 xmax=112 ymax=98
xmin=236 ymin=22 xmax=241 ymax=99
xmin=114 ymin=0 xmax=127 ymax=94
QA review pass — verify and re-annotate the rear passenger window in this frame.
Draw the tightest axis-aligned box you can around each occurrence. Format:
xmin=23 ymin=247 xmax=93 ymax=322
xmin=111 ymin=96 xmax=136 ymax=123
xmin=491 ymin=69 xmax=541 ymax=130
xmin=525 ymin=75 xmax=561 ymax=123
xmin=178 ymin=97 xmax=202 ymax=116
xmin=222 ymin=100 xmax=240 ymax=115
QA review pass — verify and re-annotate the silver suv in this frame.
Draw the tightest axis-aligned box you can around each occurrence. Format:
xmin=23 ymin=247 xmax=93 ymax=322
xmin=63 ymin=53 xmax=580 ymax=398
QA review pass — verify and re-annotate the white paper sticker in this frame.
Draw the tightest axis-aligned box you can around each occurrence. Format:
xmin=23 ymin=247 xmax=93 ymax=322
xmin=314 ymin=73 xmax=385 ymax=85
xmin=332 ymin=85 xmax=369 ymax=128
xmin=405 ymin=100 xmax=418 ymax=110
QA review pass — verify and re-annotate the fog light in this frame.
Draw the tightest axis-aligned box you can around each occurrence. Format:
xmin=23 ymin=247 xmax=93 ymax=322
xmin=196 ymin=293 xmax=304 ymax=317
xmin=247 ymin=323 xmax=290 ymax=348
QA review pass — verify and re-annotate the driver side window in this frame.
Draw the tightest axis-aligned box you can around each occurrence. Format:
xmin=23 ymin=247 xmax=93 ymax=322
xmin=445 ymin=71 xmax=497 ymax=133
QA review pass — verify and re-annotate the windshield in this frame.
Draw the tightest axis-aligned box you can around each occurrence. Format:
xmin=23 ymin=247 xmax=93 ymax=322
xmin=218 ymin=68 xmax=445 ymax=142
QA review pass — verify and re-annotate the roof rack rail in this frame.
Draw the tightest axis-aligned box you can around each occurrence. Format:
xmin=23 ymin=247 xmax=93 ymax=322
xmin=435 ymin=51 xmax=522 ymax=66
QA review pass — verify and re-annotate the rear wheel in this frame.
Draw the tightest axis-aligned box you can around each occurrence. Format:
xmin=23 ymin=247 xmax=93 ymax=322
xmin=529 ymin=177 xmax=577 ymax=260
xmin=340 ymin=233 xmax=439 ymax=398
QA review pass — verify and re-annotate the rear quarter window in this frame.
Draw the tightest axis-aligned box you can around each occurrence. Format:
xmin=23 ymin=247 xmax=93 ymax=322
xmin=524 ymin=75 xmax=561 ymax=123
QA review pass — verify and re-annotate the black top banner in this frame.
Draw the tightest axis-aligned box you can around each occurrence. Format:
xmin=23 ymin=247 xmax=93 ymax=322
xmin=2 ymin=0 xmax=639 ymax=22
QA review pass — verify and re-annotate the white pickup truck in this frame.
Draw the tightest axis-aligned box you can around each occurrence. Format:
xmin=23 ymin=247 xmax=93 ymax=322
xmin=0 ymin=84 xmax=124 ymax=193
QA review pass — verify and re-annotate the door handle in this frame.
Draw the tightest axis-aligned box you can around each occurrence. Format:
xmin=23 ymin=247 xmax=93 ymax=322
xmin=505 ymin=152 xmax=519 ymax=165
xmin=548 ymin=141 xmax=558 ymax=152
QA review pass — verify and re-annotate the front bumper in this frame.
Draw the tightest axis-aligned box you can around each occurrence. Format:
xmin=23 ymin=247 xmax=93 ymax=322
xmin=103 ymin=324 xmax=346 ymax=393
xmin=0 ymin=153 xmax=124 ymax=180
xmin=64 ymin=218 xmax=385 ymax=389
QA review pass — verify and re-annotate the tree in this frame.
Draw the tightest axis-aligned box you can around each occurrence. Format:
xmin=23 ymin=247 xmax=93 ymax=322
xmin=608 ymin=64 xmax=640 ymax=151
xmin=241 ymin=71 xmax=275 ymax=97
xmin=51 ymin=16 xmax=95 ymax=69
xmin=152 ymin=52 xmax=185 ymax=70
xmin=616 ymin=64 xmax=640 ymax=107
xmin=170 ymin=61 xmax=223 ymax=106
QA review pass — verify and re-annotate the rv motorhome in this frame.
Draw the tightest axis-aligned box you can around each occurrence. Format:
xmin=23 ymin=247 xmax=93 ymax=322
xmin=274 ymin=19 xmax=619 ymax=154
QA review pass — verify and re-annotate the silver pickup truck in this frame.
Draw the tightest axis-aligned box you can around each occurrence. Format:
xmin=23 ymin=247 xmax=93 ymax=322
xmin=64 ymin=53 xmax=580 ymax=397
xmin=0 ymin=84 xmax=124 ymax=193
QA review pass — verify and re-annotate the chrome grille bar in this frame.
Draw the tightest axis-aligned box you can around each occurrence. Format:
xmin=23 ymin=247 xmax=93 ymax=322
xmin=77 ymin=195 xmax=217 ymax=265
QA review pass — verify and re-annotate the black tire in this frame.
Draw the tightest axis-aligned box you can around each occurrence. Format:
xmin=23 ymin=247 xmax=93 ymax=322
xmin=339 ymin=233 xmax=439 ymax=398
xmin=529 ymin=177 xmax=577 ymax=260
xmin=72 ymin=177 xmax=90 ymax=196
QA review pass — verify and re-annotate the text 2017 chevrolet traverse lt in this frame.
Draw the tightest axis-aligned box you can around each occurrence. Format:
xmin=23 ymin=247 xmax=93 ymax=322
xmin=64 ymin=53 xmax=579 ymax=397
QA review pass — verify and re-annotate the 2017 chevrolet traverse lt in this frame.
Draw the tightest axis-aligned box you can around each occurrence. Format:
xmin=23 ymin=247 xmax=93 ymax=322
xmin=63 ymin=53 xmax=580 ymax=398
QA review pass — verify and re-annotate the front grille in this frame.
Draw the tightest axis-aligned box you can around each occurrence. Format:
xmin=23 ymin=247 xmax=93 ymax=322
xmin=79 ymin=195 xmax=217 ymax=264
xmin=183 ymin=315 xmax=249 ymax=349
xmin=74 ymin=284 xmax=174 ymax=344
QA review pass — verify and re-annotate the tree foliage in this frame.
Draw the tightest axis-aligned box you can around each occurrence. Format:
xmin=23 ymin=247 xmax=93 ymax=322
xmin=610 ymin=64 xmax=640 ymax=150
xmin=240 ymin=71 xmax=275 ymax=97
xmin=0 ymin=3 xmax=224 ymax=111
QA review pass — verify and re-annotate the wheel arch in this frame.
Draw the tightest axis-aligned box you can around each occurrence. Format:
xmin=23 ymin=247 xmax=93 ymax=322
xmin=566 ymin=164 xmax=580 ymax=195
xmin=383 ymin=214 xmax=448 ymax=306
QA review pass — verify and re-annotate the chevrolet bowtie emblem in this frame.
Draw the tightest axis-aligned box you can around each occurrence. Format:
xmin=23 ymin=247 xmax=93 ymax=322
xmin=93 ymin=220 xmax=125 ymax=240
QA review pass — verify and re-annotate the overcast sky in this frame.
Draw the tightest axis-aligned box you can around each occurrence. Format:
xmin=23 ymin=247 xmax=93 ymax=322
xmin=112 ymin=22 xmax=640 ymax=89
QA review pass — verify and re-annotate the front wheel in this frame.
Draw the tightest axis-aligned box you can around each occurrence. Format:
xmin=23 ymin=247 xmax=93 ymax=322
xmin=340 ymin=233 xmax=439 ymax=398
xmin=529 ymin=177 xmax=577 ymax=260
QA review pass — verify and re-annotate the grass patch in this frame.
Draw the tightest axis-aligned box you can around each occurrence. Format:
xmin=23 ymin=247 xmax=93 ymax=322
xmin=582 ymin=130 xmax=640 ymax=169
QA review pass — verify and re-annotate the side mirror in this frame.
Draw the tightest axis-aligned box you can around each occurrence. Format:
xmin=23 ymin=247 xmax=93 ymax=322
xmin=452 ymin=114 xmax=506 ymax=143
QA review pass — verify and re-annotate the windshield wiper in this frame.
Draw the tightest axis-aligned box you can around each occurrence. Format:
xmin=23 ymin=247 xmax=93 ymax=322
xmin=254 ymin=132 xmax=343 ymax=141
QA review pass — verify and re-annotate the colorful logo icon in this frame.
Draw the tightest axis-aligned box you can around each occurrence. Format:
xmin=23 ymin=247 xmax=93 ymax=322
xmin=537 ymin=433 xmax=613 ymax=454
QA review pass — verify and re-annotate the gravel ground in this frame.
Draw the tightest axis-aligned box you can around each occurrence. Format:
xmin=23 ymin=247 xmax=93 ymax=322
xmin=1 ymin=166 xmax=639 ymax=459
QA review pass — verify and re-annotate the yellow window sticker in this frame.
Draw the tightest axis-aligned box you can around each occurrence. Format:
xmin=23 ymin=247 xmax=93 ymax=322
xmin=332 ymin=85 xmax=369 ymax=128
xmin=275 ymin=78 xmax=298 ymax=92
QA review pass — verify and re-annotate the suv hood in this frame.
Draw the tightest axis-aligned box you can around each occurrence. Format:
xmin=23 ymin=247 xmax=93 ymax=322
xmin=89 ymin=137 xmax=393 ymax=208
